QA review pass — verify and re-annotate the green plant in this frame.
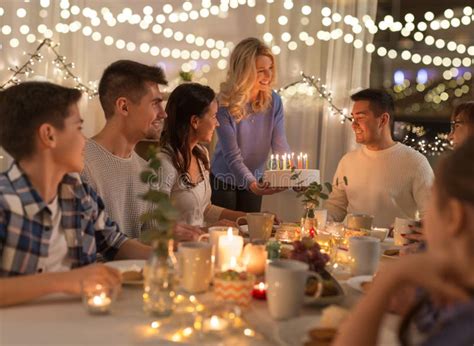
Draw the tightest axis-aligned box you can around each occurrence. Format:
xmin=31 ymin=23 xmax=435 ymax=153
xmin=179 ymin=70 xmax=193 ymax=82
xmin=139 ymin=146 xmax=178 ymax=244
xmin=295 ymin=175 xmax=348 ymax=208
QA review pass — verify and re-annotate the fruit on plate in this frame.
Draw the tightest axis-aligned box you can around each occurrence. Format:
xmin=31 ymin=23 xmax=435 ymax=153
xmin=288 ymin=237 xmax=330 ymax=273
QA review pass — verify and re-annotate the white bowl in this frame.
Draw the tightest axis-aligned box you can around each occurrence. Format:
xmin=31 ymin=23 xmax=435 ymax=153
xmin=369 ymin=228 xmax=389 ymax=241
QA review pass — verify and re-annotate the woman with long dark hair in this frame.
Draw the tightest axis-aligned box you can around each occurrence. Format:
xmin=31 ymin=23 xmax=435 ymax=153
xmin=157 ymin=83 xmax=244 ymax=227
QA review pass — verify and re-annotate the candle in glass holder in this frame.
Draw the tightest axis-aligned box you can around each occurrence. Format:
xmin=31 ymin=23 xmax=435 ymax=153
xmin=203 ymin=315 xmax=229 ymax=332
xmin=217 ymin=228 xmax=243 ymax=271
xmin=251 ymin=282 xmax=267 ymax=300
xmin=241 ymin=242 xmax=267 ymax=275
xmin=82 ymin=286 xmax=113 ymax=315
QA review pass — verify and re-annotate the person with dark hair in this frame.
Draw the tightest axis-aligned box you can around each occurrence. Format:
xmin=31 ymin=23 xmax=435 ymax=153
xmin=82 ymin=60 xmax=202 ymax=241
xmin=0 ymin=82 xmax=152 ymax=307
xmin=325 ymin=88 xmax=434 ymax=227
xmin=449 ymin=101 xmax=474 ymax=148
xmin=334 ymin=136 xmax=474 ymax=346
xmin=157 ymin=83 xmax=244 ymax=227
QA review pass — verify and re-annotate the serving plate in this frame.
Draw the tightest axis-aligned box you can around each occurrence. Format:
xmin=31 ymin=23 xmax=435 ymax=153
xmin=105 ymin=259 xmax=145 ymax=285
xmin=304 ymin=269 xmax=345 ymax=306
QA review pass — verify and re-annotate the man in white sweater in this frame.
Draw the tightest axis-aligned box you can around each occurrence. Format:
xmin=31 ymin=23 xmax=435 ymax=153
xmin=325 ymin=89 xmax=434 ymax=228
xmin=81 ymin=60 xmax=203 ymax=241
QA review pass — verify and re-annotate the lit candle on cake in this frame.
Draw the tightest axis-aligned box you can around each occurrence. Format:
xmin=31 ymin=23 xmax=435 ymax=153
xmin=217 ymin=228 xmax=243 ymax=271
xmin=304 ymin=154 xmax=308 ymax=169
xmin=269 ymin=154 xmax=274 ymax=170
xmin=282 ymin=154 xmax=287 ymax=170
xmin=276 ymin=154 xmax=279 ymax=170
xmin=297 ymin=154 xmax=302 ymax=169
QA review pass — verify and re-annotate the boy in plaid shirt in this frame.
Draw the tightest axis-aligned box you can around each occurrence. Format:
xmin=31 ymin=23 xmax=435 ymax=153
xmin=0 ymin=82 xmax=151 ymax=306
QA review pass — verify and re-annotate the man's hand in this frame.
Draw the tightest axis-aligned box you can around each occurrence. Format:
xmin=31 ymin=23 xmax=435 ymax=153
xmin=173 ymin=223 xmax=204 ymax=242
xmin=60 ymin=264 xmax=122 ymax=296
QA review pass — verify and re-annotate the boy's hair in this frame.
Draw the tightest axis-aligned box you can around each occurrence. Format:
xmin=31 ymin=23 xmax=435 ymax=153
xmin=98 ymin=60 xmax=168 ymax=119
xmin=0 ymin=82 xmax=82 ymax=160
xmin=351 ymin=88 xmax=395 ymax=130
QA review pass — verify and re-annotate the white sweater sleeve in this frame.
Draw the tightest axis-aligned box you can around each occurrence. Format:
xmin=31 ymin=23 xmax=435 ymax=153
xmin=325 ymin=159 xmax=349 ymax=222
xmin=412 ymin=157 xmax=434 ymax=218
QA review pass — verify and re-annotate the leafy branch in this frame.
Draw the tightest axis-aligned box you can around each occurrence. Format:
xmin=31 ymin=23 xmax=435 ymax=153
xmin=139 ymin=146 xmax=178 ymax=244
xmin=295 ymin=177 xmax=348 ymax=208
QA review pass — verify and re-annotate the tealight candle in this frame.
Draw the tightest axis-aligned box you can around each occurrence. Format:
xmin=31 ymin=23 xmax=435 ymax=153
xmin=85 ymin=292 xmax=112 ymax=314
xmin=81 ymin=281 xmax=117 ymax=315
xmin=251 ymin=282 xmax=267 ymax=300
xmin=217 ymin=228 xmax=244 ymax=271
xmin=203 ymin=315 xmax=229 ymax=332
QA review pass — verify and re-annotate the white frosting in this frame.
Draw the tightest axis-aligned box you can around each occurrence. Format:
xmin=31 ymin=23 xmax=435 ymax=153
xmin=263 ymin=169 xmax=320 ymax=187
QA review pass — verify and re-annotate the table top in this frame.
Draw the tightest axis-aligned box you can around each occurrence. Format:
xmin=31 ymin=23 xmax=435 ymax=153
xmin=0 ymin=277 xmax=399 ymax=346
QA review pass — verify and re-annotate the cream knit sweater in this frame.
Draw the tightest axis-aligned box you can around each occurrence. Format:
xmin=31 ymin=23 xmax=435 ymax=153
xmin=325 ymin=143 xmax=434 ymax=228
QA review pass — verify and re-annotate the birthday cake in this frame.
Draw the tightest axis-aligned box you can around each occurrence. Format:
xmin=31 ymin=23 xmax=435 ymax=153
xmin=263 ymin=169 xmax=320 ymax=188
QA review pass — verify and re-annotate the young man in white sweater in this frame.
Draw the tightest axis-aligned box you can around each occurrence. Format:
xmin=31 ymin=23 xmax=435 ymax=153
xmin=81 ymin=60 xmax=203 ymax=241
xmin=325 ymin=89 xmax=434 ymax=228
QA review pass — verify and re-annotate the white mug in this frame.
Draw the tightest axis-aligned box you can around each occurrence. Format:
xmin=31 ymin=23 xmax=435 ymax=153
xmin=349 ymin=236 xmax=380 ymax=276
xmin=178 ymin=242 xmax=212 ymax=293
xmin=393 ymin=217 xmax=420 ymax=246
xmin=346 ymin=213 xmax=374 ymax=230
xmin=236 ymin=213 xmax=274 ymax=241
xmin=266 ymin=259 xmax=322 ymax=320
xmin=369 ymin=227 xmax=389 ymax=242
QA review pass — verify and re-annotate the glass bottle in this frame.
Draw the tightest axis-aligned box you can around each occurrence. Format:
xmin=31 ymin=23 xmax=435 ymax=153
xmin=301 ymin=202 xmax=318 ymax=238
xmin=143 ymin=238 xmax=176 ymax=317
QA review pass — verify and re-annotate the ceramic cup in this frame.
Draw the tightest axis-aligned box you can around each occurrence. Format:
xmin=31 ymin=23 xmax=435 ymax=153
xmin=266 ymin=259 xmax=322 ymax=320
xmin=346 ymin=213 xmax=374 ymax=230
xmin=349 ymin=236 xmax=381 ymax=276
xmin=178 ymin=242 xmax=212 ymax=293
xmin=237 ymin=213 xmax=274 ymax=241
xmin=393 ymin=217 xmax=421 ymax=246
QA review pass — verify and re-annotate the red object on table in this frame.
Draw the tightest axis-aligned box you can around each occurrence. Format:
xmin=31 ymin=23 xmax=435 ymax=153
xmin=309 ymin=227 xmax=316 ymax=238
xmin=252 ymin=282 xmax=267 ymax=300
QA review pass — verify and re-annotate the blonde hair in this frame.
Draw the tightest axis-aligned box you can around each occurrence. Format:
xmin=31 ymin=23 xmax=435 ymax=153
xmin=219 ymin=37 xmax=276 ymax=122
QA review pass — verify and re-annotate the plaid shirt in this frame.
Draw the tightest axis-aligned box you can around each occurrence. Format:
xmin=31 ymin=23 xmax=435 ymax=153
xmin=0 ymin=163 xmax=128 ymax=276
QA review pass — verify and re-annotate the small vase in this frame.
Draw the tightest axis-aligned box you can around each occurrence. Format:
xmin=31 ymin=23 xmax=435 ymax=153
xmin=143 ymin=238 xmax=176 ymax=317
xmin=301 ymin=203 xmax=318 ymax=238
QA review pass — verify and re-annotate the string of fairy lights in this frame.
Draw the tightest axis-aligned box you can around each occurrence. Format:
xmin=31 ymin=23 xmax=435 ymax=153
xmin=1 ymin=1 xmax=468 ymax=157
xmin=277 ymin=72 xmax=350 ymax=124
xmin=277 ymin=74 xmax=453 ymax=156
xmin=0 ymin=38 xmax=98 ymax=97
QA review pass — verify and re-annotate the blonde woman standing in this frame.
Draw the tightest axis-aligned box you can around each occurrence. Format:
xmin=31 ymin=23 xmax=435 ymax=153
xmin=211 ymin=37 xmax=291 ymax=212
